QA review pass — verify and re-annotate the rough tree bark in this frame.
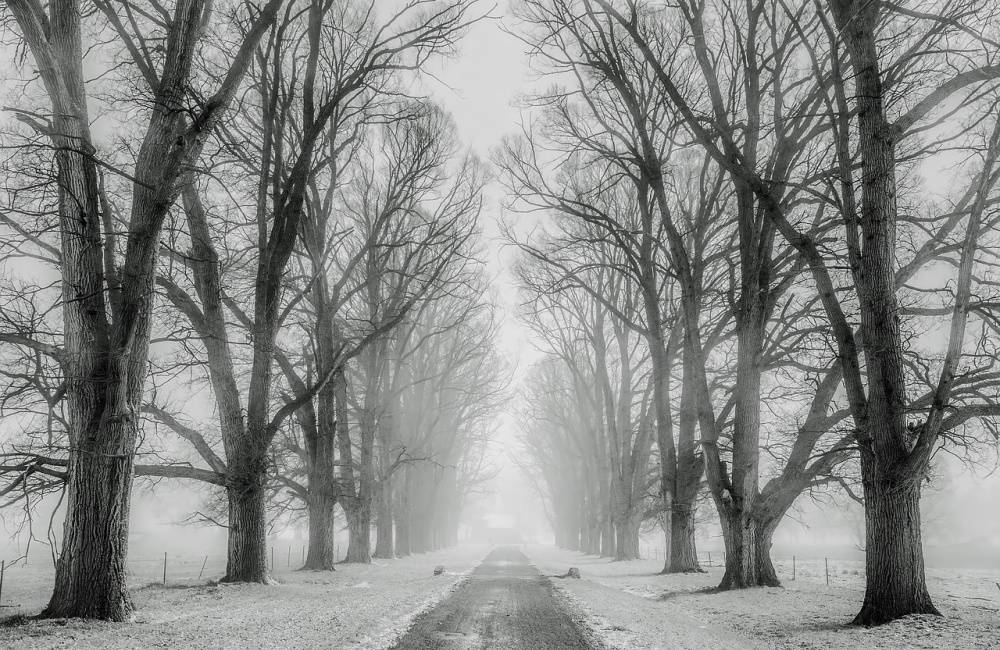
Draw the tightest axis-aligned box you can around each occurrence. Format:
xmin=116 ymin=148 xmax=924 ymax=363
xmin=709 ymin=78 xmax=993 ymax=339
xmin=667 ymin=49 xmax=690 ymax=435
xmin=394 ymin=468 xmax=413 ymax=556
xmin=828 ymin=0 xmax=938 ymax=623
xmin=374 ymin=480 xmax=394 ymax=559
xmin=5 ymin=0 xmax=278 ymax=620
xmin=344 ymin=341 xmax=381 ymax=563
xmin=669 ymin=345 xmax=705 ymax=573
xmin=344 ymin=501 xmax=372 ymax=563
xmin=304 ymin=490 xmax=337 ymax=570
xmin=374 ymin=369 xmax=397 ymax=559
xmin=224 ymin=464 xmax=270 ymax=582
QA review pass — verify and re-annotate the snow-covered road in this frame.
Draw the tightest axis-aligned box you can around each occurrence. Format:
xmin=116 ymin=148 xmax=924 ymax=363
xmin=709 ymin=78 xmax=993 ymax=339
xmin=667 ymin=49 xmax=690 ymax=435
xmin=389 ymin=546 xmax=767 ymax=649
xmin=390 ymin=546 xmax=598 ymax=649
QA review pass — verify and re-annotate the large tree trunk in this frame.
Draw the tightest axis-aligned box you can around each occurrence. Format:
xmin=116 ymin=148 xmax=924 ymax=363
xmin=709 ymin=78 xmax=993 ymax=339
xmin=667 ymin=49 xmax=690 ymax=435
xmin=303 ymin=492 xmax=336 ymax=571
xmin=718 ymin=513 xmax=779 ymax=589
xmin=712 ymin=293 xmax=772 ymax=589
xmin=301 ymin=372 xmax=338 ymax=571
xmin=853 ymin=475 xmax=937 ymax=624
xmin=347 ymin=342 xmax=379 ymax=563
xmin=344 ymin=501 xmax=372 ymax=563
xmin=612 ymin=471 xmax=643 ymax=561
xmin=7 ymin=0 xmax=278 ymax=622
xmin=28 ymin=2 xmax=148 ymax=620
xmin=223 ymin=471 xmax=269 ymax=583
xmin=600 ymin=485 xmax=614 ymax=557
xmin=668 ymin=501 xmax=701 ymax=573
xmin=614 ymin=512 xmax=641 ymax=560
xmin=374 ymin=478 xmax=394 ymax=558
xmin=646 ymin=332 xmax=679 ymax=569
xmin=373 ymin=362 xmax=396 ymax=559
xmin=584 ymin=491 xmax=601 ymax=555
xmin=826 ymin=0 xmax=941 ymax=625
xmin=395 ymin=470 xmax=412 ymax=557
xmin=665 ymin=347 xmax=704 ymax=573
xmin=579 ymin=497 xmax=594 ymax=554
xmin=43 ymin=427 xmax=136 ymax=620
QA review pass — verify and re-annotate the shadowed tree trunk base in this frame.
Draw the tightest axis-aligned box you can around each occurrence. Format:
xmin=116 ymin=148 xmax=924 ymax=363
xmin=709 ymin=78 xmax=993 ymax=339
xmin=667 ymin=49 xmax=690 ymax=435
xmin=373 ymin=493 xmax=394 ymax=559
xmin=344 ymin=506 xmax=372 ymax=563
xmin=301 ymin=495 xmax=337 ymax=571
xmin=663 ymin=505 xmax=704 ymax=573
xmin=717 ymin=516 xmax=780 ymax=589
xmin=614 ymin=517 xmax=641 ymax=560
xmin=42 ymin=444 xmax=136 ymax=621
xmin=222 ymin=482 xmax=270 ymax=583
xmin=852 ymin=480 xmax=940 ymax=626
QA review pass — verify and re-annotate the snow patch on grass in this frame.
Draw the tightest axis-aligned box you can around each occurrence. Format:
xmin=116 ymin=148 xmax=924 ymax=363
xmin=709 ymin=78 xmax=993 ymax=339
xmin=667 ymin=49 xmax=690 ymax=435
xmin=353 ymin=562 xmax=476 ymax=650
xmin=548 ymin=578 xmax=653 ymax=649
xmin=0 ymin=544 xmax=490 ymax=649
xmin=526 ymin=544 xmax=1000 ymax=650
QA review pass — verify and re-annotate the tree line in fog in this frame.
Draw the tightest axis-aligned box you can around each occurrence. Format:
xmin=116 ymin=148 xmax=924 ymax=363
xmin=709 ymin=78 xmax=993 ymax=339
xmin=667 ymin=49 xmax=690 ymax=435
xmin=0 ymin=0 xmax=503 ymax=621
xmin=505 ymin=0 xmax=1000 ymax=627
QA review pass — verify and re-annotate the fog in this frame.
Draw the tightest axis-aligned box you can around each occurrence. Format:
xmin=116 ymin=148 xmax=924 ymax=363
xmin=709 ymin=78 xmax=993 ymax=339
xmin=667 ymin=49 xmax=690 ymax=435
xmin=0 ymin=0 xmax=999 ymax=646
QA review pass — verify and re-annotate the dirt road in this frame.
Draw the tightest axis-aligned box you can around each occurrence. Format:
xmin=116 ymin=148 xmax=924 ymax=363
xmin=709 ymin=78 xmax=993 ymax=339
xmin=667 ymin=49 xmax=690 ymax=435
xmin=390 ymin=546 xmax=596 ymax=649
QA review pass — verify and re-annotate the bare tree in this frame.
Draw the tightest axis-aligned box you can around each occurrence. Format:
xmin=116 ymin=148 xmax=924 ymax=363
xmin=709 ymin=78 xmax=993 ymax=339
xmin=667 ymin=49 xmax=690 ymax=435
xmin=151 ymin=3 xmax=477 ymax=580
xmin=515 ymin=244 xmax=656 ymax=558
xmin=0 ymin=0 xmax=280 ymax=619
xmin=388 ymin=292 xmax=506 ymax=555
xmin=333 ymin=106 xmax=484 ymax=562
xmin=593 ymin=0 xmax=1000 ymax=623
xmin=505 ymin=1 xmax=739 ymax=569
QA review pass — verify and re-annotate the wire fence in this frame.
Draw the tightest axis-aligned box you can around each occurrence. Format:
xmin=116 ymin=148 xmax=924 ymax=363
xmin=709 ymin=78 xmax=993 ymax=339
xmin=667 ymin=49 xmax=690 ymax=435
xmin=638 ymin=544 xmax=865 ymax=586
xmin=0 ymin=542 xmax=347 ymax=609
xmin=124 ymin=543 xmax=349 ymax=584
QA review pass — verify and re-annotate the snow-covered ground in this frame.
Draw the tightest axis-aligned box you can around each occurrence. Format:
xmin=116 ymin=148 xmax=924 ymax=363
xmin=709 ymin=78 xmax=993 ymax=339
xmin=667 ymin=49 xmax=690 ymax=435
xmin=0 ymin=544 xmax=489 ymax=649
xmin=527 ymin=544 xmax=1000 ymax=650
xmin=3 ymin=543 xmax=996 ymax=648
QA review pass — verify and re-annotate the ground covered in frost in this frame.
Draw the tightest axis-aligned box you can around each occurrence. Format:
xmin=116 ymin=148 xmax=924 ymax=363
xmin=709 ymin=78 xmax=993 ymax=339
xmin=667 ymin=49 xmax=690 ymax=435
xmin=527 ymin=544 xmax=1000 ymax=650
xmin=0 ymin=544 xmax=488 ymax=649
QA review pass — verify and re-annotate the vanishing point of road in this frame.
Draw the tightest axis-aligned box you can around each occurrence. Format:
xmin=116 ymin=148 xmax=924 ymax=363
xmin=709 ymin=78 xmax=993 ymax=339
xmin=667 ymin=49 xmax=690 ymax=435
xmin=390 ymin=546 xmax=597 ymax=649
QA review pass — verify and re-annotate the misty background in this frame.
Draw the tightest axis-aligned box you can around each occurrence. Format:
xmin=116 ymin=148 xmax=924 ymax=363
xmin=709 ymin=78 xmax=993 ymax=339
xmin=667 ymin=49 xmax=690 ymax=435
xmin=1 ymin=2 xmax=997 ymax=573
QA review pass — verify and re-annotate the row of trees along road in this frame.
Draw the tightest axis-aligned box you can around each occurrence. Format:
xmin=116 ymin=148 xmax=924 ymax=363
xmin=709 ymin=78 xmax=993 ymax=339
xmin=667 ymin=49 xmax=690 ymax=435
xmin=506 ymin=0 xmax=1000 ymax=627
xmin=0 ymin=0 xmax=505 ymax=622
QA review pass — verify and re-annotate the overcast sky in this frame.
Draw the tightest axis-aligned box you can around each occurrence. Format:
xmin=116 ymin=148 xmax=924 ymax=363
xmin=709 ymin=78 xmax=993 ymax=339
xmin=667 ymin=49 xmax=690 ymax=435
xmin=424 ymin=4 xmax=543 ymax=372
